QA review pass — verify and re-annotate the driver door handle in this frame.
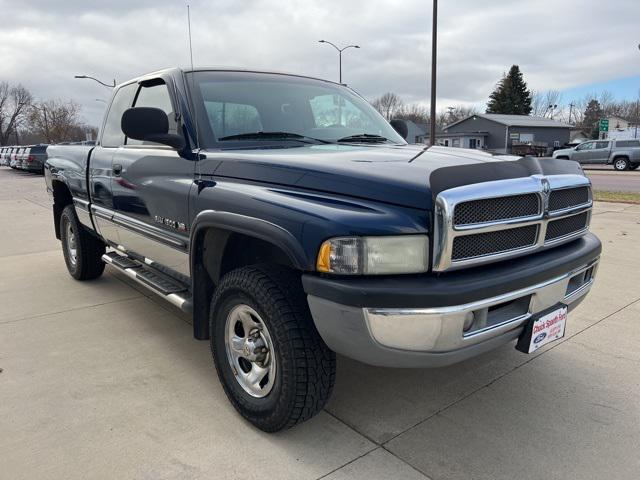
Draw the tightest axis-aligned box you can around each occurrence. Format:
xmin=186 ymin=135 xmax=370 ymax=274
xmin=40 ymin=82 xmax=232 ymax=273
xmin=112 ymin=164 xmax=122 ymax=176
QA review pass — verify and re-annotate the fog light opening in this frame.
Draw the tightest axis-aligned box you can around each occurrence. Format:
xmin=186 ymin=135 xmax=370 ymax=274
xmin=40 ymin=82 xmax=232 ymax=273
xmin=463 ymin=312 xmax=476 ymax=332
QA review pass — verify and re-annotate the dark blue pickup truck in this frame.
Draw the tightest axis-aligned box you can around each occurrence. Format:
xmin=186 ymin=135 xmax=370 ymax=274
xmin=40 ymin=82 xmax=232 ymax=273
xmin=44 ymin=67 xmax=601 ymax=431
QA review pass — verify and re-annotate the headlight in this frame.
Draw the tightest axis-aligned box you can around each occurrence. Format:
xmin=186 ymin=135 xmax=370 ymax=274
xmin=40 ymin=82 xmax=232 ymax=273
xmin=316 ymin=235 xmax=429 ymax=275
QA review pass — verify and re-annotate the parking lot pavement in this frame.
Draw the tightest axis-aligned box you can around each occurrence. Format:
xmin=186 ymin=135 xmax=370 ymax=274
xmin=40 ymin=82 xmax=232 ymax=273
xmin=585 ymin=169 xmax=640 ymax=193
xmin=1 ymin=166 xmax=640 ymax=480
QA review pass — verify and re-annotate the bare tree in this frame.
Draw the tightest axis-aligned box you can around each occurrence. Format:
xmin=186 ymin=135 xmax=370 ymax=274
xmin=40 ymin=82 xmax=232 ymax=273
xmin=371 ymin=92 xmax=404 ymax=120
xmin=28 ymin=99 xmax=82 ymax=144
xmin=438 ymin=105 xmax=478 ymax=128
xmin=394 ymin=103 xmax=430 ymax=125
xmin=530 ymin=90 xmax=545 ymax=117
xmin=530 ymin=90 xmax=562 ymax=117
xmin=597 ymin=90 xmax=616 ymax=116
xmin=0 ymin=82 xmax=33 ymax=144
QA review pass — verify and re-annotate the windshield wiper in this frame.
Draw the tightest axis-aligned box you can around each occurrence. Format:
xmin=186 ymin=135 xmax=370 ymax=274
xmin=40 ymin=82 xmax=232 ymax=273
xmin=337 ymin=134 xmax=390 ymax=143
xmin=217 ymin=131 xmax=331 ymax=144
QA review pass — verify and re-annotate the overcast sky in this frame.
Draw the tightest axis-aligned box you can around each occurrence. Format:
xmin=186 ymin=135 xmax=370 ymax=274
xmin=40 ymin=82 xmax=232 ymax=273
xmin=1 ymin=0 xmax=639 ymax=126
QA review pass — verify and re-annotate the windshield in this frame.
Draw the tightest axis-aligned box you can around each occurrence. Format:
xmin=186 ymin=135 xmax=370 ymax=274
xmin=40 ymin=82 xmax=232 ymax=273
xmin=187 ymin=71 xmax=406 ymax=147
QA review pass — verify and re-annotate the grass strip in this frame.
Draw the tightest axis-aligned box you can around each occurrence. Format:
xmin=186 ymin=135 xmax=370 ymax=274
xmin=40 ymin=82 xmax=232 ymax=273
xmin=594 ymin=190 xmax=640 ymax=204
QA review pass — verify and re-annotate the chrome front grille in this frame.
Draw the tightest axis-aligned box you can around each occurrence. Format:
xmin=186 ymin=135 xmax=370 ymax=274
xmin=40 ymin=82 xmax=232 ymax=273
xmin=545 ymin=212 xmax=589 ymax=242
xmin=548 ymin=186 xmax=590 ymax=213
xmin=433 ymin=174 xmax=593 ymax=271
xmin=453 ymin=193 xmax=541 ymax=226
xmin=452 ymin=225 xmax=539 ymax=261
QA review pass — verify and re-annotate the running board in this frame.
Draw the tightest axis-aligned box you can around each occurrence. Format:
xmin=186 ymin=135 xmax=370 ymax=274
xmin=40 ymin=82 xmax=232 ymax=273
xmin=102 ymin=252 xmax=193 ymax=313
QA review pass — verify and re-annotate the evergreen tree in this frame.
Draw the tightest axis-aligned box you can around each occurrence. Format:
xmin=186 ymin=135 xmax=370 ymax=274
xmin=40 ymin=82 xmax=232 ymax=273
xmin=581 ymin=99 xmax=603 ymax=139
xmin=486 ymin=65 xmax=533 ymax=115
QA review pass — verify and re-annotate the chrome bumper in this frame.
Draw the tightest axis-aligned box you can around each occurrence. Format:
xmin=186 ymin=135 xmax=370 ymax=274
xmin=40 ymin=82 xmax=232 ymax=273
xmin=307 ymin=259 xmax=598 ymax=368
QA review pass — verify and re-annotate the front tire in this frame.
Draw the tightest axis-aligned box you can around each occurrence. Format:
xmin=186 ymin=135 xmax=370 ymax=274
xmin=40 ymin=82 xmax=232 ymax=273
xmin=210 ymin=264 xmax=336 ymax=432
xmin=613 ymin=157 xmax=629 ymax=171
xmin=60 ymin=205 xmax=106 ymax=280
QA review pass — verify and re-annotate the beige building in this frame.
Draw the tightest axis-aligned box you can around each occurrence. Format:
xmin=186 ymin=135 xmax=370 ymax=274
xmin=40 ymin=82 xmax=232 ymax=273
xmin=607 ymin=115 xmax=637 ymax=131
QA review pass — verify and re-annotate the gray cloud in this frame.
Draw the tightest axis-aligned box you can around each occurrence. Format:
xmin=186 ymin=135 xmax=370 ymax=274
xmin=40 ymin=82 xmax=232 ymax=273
xmin=1 ymin=0 xmax=638 ymax=125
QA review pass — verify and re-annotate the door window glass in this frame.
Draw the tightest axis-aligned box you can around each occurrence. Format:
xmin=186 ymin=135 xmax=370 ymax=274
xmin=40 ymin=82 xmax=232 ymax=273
xmin=128 ymin=82 xmax=178 ymax=145
xmin=101 ymin=83 xmax=137 ymax=147
xmin=577 ymin=142 xmax=593 ymax=151
xmin=594 ymin=141 xmax=609 ymax=149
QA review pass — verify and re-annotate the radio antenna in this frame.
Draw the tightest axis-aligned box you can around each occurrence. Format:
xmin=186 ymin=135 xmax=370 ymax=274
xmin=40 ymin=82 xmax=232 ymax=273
xmin=187 ymin=4 xmax=199 ymax=150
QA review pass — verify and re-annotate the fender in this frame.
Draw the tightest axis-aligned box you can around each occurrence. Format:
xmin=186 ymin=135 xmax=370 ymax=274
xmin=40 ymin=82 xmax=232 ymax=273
xmin=189 ymin=210 xmax=310 ymax=273
xmin=189 ymin=210 xmax=311 ymax=340
xmin=46 ymin=147 xmax=98 ymax=236
xmin=608 ymin=153 xmax=629 ymax=165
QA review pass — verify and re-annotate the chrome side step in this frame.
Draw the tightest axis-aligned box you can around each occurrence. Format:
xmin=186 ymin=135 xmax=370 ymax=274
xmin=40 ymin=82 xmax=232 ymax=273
xmin=102 ymin=252 xmax=193 ymax=313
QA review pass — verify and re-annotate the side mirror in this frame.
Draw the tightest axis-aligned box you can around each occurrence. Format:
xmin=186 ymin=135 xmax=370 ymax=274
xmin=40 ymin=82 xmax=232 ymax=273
xmin=121 ymin=107 xmax=186 ymax=150
xmin=389 ymin=119 xmax=408 ymax=140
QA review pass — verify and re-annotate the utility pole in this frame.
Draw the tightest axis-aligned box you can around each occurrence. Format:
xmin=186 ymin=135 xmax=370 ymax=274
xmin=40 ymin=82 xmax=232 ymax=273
xmin=568 ymin=102 xmax=575 ymax=125
xmin=447 ymin=106 xmax=455 ymax=121
xmin=635 ymin=100 xmax=639 ymax=139
xmin=429 ymin=0 xmax=438 ymax=146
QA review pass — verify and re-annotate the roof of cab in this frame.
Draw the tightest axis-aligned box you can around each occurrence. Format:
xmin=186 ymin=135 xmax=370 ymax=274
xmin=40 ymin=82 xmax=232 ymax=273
xmin=117 ymin=66 xmax=341 ymax=89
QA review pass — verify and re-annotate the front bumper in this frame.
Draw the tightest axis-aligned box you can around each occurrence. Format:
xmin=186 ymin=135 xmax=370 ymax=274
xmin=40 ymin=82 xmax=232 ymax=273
xmin=303 ymin=234 xmax=601 ymax=368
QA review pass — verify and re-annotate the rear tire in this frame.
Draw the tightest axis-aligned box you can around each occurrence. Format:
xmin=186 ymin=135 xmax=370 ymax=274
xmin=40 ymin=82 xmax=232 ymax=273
xmin=613 ymin=157 xmax=629 ymax=171
xmin=60 ymin=205 xmax=106 ymax=280
xmin=209 ymin=264 xmax=336 ymax=432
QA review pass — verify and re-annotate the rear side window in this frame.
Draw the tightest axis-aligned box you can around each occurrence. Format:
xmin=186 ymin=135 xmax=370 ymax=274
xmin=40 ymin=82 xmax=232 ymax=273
xmin=30 ymin=146 xmax=46 ymax=154
xmin=594 ymin=141 xmax=609 ymax=149
xmin=101 ymin=83 xmax=138 ymax=148
xmin=616 ymin=140 xmax=640 ymax=148
xmin=128 ymin=81 xmax=177 ymax=146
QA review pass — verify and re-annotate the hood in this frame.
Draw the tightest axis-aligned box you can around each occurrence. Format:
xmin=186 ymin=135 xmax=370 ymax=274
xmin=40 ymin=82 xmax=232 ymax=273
xmin=199 ymin=145 xmax=583 ymax=210
xmin=553 ymin=147 xmax=575 ymax=156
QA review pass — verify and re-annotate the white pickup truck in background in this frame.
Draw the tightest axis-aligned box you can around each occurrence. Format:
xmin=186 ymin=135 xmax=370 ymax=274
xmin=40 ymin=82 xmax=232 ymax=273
xmin=553 ymin=139 xmax=640 ymax=171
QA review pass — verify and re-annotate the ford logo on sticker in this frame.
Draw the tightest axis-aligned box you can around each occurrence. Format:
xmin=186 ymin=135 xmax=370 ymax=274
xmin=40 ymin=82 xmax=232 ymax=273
xmin=534 ymin=332 xmax=547 ymax=344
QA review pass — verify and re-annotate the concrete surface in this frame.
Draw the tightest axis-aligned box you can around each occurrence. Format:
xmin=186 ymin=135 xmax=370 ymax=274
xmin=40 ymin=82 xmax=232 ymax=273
xmin=1 ymin=167 xmax=639 ymax=480
xmin=584 ymin=169 xmax=640 ymax=193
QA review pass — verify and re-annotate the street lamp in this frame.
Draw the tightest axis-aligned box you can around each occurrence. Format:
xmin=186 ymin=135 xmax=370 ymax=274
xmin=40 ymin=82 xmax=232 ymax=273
xmin=74 ymin=75 xmax=116 ymax=88
xmin=429 ymin=0 xmax=438 ymax=146
xmin=318 ymin=40 xmax=360 ymax=84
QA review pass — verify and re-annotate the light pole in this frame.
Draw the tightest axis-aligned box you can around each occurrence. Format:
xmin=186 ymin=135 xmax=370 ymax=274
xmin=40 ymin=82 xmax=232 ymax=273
xmin=74 ymin=75 xmax=116 ymax=88
xmin=318 ymin=40 xmax=360 ymax=84
xmin=429 ymin=0 xmax=438 ymax=146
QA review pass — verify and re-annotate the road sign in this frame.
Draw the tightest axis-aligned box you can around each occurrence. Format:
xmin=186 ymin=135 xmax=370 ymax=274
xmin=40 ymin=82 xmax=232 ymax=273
xmin=599 ymin=119 xmax=609 ymax=132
